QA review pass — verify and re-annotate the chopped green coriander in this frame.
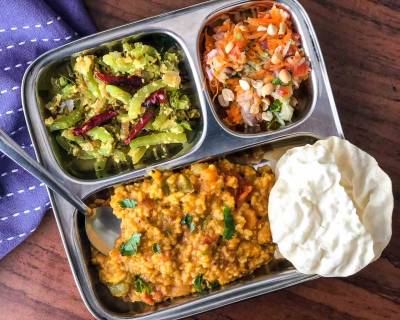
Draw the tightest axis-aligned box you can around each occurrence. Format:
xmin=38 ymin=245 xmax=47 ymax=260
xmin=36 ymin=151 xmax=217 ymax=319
xmin=134 ymin=276 xmax=152 ymax=294
xmin=223 ymin=206 xmax=235 ymax=240
xmin=271 ymin=78 xmax=291 ymax=86
xmin=181 ymin=214 xmax=195 ymax=232
xmin=193 ymin=275 xmax=219 ymax=292
xmin=120 ymin=233 xmax=142 ymax=256
xmin=152 ymin=243 xmax=161 ymax=254
xmin=271 ymin=78 xmax=282 ymax=85
xmin=193 ymin=274 xmax=207 ymax=293
xmin=208 ymin=280 xmax=220 ymax=289
xmin=119 ymin=199 xmax=137 ymax=208
xmin=269 ymin=99 xmax=283 ymax=113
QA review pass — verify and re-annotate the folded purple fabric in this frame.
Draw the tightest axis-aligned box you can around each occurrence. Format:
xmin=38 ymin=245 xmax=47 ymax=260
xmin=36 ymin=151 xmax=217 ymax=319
xmin=0 ymin=0 xmax=96 ymax=258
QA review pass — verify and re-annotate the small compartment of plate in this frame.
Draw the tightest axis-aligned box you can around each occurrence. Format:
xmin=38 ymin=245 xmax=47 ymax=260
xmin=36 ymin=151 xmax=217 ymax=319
xmin=35 ymin=31 xmax=205 ymax=181
xmin=198 ymin=0 xmax=315 ymax=137
xmin=73 ymin=135 xmax=317 ymax=318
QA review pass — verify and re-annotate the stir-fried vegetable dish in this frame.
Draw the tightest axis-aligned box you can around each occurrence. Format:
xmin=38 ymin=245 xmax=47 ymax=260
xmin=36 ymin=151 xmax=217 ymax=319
xmin=44 ymin=41 xmax=200 ymax=178
xmin=203 ymin=4 xmax=311 ymax=132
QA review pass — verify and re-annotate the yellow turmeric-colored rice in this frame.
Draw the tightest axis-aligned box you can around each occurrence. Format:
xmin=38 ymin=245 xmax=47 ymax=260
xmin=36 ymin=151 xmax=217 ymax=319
xmin=92 ymin=159 xmax=275 ymax=304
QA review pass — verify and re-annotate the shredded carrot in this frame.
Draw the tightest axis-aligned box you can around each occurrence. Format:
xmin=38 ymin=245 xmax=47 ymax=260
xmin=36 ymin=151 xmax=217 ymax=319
xmin=247 ymin=17 xmax=280 ymax=26
xmin=226 ymin=104 xmax=242 ymax=125
xmin=248 ymin=69 xmax=268 ymax=80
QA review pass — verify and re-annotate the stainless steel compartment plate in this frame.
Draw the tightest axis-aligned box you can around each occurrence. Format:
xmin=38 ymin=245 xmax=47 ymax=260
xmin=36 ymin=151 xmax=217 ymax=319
xmin=21 ymin=0 xmax=343 ymax=319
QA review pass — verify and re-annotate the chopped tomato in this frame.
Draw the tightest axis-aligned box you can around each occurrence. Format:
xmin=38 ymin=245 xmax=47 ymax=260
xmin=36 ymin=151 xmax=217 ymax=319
xmin=277 ymin=86 xmax=290 ymax=97
xmin=293 ymin=62 xmax=310 ymax=78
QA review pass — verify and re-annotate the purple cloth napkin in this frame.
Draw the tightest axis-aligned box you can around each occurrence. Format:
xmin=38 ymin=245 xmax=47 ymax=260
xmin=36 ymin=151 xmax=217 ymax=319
xmin=0 ymin=0 xmax=96 ymax=259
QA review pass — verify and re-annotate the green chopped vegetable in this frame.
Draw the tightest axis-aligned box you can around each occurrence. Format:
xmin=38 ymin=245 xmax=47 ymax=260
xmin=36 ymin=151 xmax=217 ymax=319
xmin=193 ymin=274 xmax=207 ymax=293
xmin=61 ymin=84 xmax=78 ymax=98
xmin=120 ymin=233 xmax=141 ymax=256
xmin=94 ymin=157 xmax=107 ymax=178
xmin=271 ymin=78 xmax=282 ymax=85
xmin=181 ymin=214 xmax=195 ymax=232
xmin=128 ymin=146 xmax=148 ymax=165
xmin=113 ymin=150 xmax=127 ymax=164
xmin=223 ymin=206 xmax=235 ymax=240
xmin=129 ymin=132 xmax=187 ymax=149
xmin=152 ymin=243 xmax=161 ymax=254
xmin=176 ymin=174 xmax=194 ymax=193
xmin=270 ymin=99 xmax=283 ymax=113
xmin=271 ymin=78 xmax=291 ymax=86
xmin=45 ymin=40 xmax=201 ymax=179
xmin=169 ymin=90 xmax=191 ymax=110
xmin=128 ymin=79 xmax=165 ymax=119
xmin=108 ymin=283 xmax=130 ymax=297
xmin=161 ymin=51 xmax=180 ymax=73
xmin=86 ymin=127 xmax=114 ymax=157
xmin=134 ymin=276 xmax=152 ymax=294
xmin=106 ymin=85 xmax=132 ymax=104
xmin=74 ymin=55 xmax=100 ymax=98
xmin=180 ymin=121 xmax=192 ymax=131
xmin=49 ymin=106 xmax=83 ymax=132
xmin=103 ymin=52 xmax=135 ymax=74
xmin=119 ymin=199 xmax=137 ymax=208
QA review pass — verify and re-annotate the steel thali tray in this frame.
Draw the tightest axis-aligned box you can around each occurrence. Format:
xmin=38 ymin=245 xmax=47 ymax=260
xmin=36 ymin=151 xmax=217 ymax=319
xmin=21 ymin=0 xmax=343 ymax=319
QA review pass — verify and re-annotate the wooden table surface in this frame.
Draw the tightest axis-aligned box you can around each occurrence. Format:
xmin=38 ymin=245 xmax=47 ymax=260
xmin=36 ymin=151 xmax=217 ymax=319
xmin=0 ymin=0 xmax=399 ymax=319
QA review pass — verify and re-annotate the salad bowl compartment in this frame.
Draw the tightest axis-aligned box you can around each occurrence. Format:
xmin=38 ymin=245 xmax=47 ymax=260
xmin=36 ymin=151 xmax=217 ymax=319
xmin=21 ymin=0 xmax=343 ymax=319
xmin=198 ymin=1 xmax=316 ymax=138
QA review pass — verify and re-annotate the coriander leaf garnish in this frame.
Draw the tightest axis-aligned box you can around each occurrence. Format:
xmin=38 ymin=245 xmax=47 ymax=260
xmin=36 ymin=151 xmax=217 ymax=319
xmin=223 ymin=206 xmax=235 ymax=240
xmin=271 ymin=78 xmax=283 ymax=85
xmin=152 ymin=243 xmax=161 ymax=254
xmin=119 ymin=199 xmax=137 ymax=208
xmin=193 ymin=275 xmax=219 ymax=293
xmin=208 ymin=280 xmax=220 ymax=289
xmin=269 ymin=99 xmax=283 ymax=113
xmin=120 ymin=232 xmax=142 ymax=256
xmin=181 ymin=214 xmax=195 ymax=232
xmin=271 ymin=78 xmax=291 ymax=86
xmin=193 ymin=274 xmax=207 ymax=293
xmin=134 ymin=275 xmax=152 ymax=294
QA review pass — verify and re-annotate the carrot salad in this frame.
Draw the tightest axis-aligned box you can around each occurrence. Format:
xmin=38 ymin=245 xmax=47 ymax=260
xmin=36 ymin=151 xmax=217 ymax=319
xmin=203 ymin=4 xmax=311 ymax=132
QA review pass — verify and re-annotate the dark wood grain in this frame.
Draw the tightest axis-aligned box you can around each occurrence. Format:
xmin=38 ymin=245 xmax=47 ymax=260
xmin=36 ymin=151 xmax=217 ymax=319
xmin=0 ymin=0 xmax=399 ymax=319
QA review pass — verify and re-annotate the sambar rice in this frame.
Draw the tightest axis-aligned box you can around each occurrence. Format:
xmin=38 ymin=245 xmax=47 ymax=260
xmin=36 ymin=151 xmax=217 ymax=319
xmin=92 ymin=159 xmax=275 ymax=304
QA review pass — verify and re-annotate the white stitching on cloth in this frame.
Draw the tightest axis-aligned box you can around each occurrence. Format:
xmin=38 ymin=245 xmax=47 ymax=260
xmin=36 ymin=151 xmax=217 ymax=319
xmin=0 ymin=16 xmax=61 ymax=33
xmin=0 ymin=228 xmax=36 ymax=243
xmin=0 ymin=34 xmax=77 ymax=52
xmin=0 ymin=86 xmax=20 ymax=95
xmin=0 ymin=202 xmax=51 ymax=222
xmin=0 ymin=107 xmax=23 ymax=116
xmin=0 ymin=183 xmax=45 ymax=200
xmin=9 ymin=126 xmax=25 ymax=136
xmin=3 ymin=62 xmax=33 ymax=71
xmin=0 ymin=168 xmax=19 ymax=178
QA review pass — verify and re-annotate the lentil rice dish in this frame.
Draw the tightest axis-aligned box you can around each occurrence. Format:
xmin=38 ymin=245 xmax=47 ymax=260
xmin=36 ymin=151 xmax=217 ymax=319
xmin=92 ymin=159 xmax=276 ymax=304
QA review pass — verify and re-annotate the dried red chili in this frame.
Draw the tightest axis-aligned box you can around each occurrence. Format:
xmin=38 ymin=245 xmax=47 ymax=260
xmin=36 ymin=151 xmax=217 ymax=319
xmin=143 ymin=89 xmax=167 ymax=108
xmin=124 ymin=110 xmax=155 ymax=145
xmin=95 ymin=71 xmax=143 ymax=90
xmin=73 ymin=110 xmax=118 ymax=136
